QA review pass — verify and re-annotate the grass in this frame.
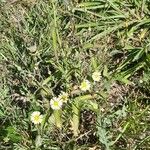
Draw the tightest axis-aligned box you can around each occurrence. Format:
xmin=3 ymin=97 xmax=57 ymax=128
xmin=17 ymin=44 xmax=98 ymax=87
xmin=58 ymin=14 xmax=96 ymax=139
xmin=0 ymin=0 xmax=150 ymax=149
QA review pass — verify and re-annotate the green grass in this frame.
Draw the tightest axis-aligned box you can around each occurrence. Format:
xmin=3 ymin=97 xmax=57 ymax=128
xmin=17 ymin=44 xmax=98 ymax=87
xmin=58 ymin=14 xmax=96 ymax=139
xmin=0 ymin=0 xmax=150 ymax=149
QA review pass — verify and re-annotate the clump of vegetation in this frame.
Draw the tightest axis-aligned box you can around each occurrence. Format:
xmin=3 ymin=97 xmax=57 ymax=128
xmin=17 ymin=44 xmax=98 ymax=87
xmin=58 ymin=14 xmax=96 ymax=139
xmin=0 ymin=0 xmax=150 ymax=149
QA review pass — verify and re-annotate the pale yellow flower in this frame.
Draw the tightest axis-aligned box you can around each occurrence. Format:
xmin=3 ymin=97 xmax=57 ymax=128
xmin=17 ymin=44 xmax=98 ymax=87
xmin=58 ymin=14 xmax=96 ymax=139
xmin=92 ymin=71 xmax=101 ymax=82
xmin=31 ymin=111 xmax=43 ymax=124
xmin=50 ymin=97 xmax=63 ymax=110
xmin=80 ymin=80 xmax=90 ymax=91
xmin=59 ymin=92 xmax=69 ymax=103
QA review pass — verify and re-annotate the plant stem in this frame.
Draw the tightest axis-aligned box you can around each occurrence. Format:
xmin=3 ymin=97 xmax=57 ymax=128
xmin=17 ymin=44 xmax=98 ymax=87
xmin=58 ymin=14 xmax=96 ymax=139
xmin=54 ymin=110 xmax=62 ymax=129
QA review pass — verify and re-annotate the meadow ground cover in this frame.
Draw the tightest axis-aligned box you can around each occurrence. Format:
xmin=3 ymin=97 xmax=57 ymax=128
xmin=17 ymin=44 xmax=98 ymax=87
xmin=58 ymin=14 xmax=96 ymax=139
xmin=0 ymin=0 xmax=150 ymax=149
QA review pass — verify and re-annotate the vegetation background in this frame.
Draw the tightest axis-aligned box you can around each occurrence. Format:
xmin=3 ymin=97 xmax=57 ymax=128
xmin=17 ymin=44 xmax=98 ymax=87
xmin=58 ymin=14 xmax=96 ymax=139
xmin=0 ymin=0 xmax=150 ymax=149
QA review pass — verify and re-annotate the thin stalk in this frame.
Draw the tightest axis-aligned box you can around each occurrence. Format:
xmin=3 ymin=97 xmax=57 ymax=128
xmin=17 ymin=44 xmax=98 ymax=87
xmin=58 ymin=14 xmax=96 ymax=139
xmin=52 ymin=0 xmax=58 ymax=62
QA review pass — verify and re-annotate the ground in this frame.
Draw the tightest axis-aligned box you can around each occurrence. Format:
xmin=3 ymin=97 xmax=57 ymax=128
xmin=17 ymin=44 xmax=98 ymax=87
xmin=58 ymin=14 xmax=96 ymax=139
xmin=0 ymin=0 xmax=150 ymax=150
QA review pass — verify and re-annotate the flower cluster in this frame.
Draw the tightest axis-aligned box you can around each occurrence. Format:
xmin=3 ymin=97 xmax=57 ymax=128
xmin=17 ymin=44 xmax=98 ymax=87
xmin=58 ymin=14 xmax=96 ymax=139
xmin=31 ymin=111 xmax=43 ymax=124
xmin=50 ymin=91 xmax=69 ymax=110
xmin=92 ymin=71 xmax=101 ymax=82
xmin=80 ymin=71 xmax=101 ymax=91
xmin=80 ymin=79 xmax=91 ymax=91
xmin=31 ymin=71 xmax=100 ymax=124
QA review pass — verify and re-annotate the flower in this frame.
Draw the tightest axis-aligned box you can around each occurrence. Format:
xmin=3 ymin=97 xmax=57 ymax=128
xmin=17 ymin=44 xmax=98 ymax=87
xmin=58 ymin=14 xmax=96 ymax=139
xmin=92 ymin=71 xmax=101 ymax=82
xmin=31 ymin=111 xmax=43 ymax=124
xmin=59 ymin=92 xmax=69 ymax=103
xmin=80 ymin=80 xmax=91 ymax=91
xmin=50 ymin=97 xmax=63 ymax=110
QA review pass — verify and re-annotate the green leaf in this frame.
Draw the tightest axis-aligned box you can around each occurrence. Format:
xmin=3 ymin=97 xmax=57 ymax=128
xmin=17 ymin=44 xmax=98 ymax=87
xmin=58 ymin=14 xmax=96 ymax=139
xmin=6 ymin=126 xmax=22 ymax=143
xmin=91 ymin=57 xmax=98 ymax=70
xmin=72 ymin=101 xmax=80 ymax=136
xmin=132 ymin=48 xmax=145 ymax=62
xmin=82 ymin=100 xmax=98 ymax=113
xmin=103 ymin=65 xmax=109 ymax=78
